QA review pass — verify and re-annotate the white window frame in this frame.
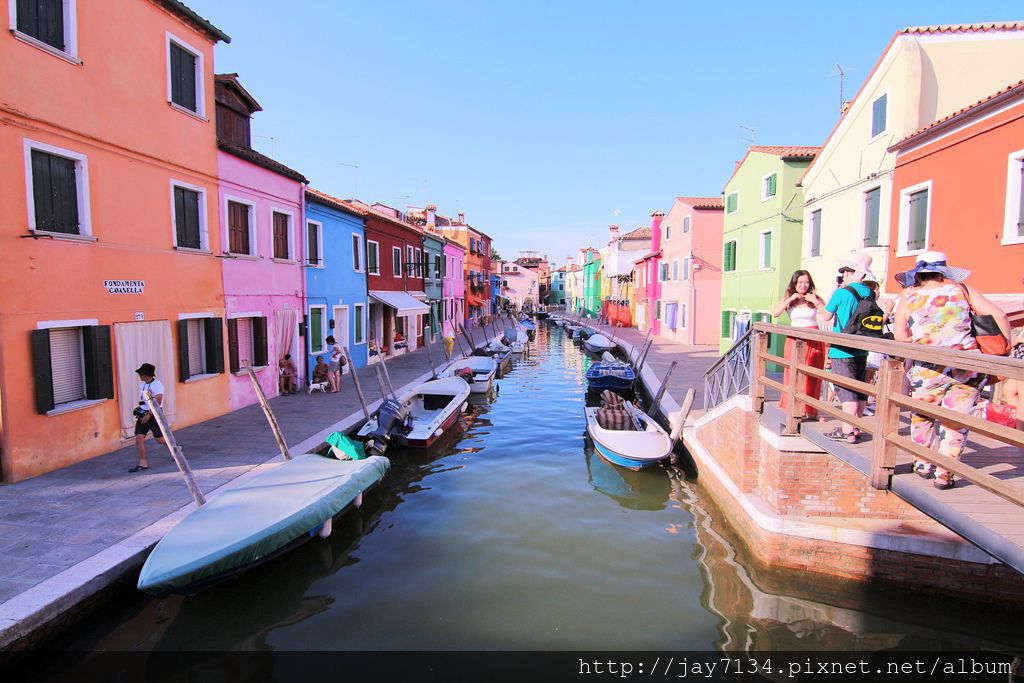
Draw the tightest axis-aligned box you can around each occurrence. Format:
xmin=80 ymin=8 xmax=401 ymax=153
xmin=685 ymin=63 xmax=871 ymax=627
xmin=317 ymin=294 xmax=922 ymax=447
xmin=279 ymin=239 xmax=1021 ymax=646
xmin=9 ymin=0 xmax=79 ymax=63
xmin=392 ymin=246 xmax=402 ymax=279
xmin=353 ymin=303 xmax=367 ymax=345
xmin=414 ymin=247 xmax=422 ymax=278
xmin=758 ymin=229 xmax=773 ymax=270
xmin=35 ymin=318 xmax=102 ymax=415
xmin=869 ymin=92 xmax=889 ymax=141
xmin=269 ymin=207 xmax=296 ymax=262
xmin=896 ymin=180 xmax=933 ymax=257
xmin=223 ymin=195 xmax=257 ymax=257
xmin=726 ymin=191 xmax=739 ymax=215
xmin=168 ymin=179 xmax=209 ymax=252
xmin=165 ymin=32 xmax=206 ymax=119
xmin=682 ymin=216 xmax=691 ymax=233
xmin=306 ymin=219 xmax=324 ymax=267
xmin=682 ymin=257 xmax=690 ymax=281
xmin=407 ymin=245 xmax=415 ymax=278
xmin=806 ymin=209 xmax=822 ymax=260
xmin=366 ymin=239 xmax=380 ymax=275
xmin=308 ymin=305 xmax=327 ymax=355
xmin=723 ymin=239 xmax=737 ymax=273
xmin=761 ymin=172 xmax=777 ymax=202
xmin=664 ymin=224 xmax=672 ymax=241
xmin=352 ymin=233 xmax=365 ymax=272
xmin=23 ymin=138 xmax=93 ymax=238
xmin=672 ymin=259 xmax=679 ymax=281
xmin=860 ymin=185 xmax=884 ymax=249
xmin=1002 ymin=148 xmax=1024 ymax=246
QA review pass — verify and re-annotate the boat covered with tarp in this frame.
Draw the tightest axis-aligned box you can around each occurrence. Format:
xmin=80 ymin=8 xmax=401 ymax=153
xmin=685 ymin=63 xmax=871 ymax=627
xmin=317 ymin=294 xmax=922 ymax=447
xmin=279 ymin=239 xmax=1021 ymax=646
xmin=586 ymin=360 xmax=636 ymax=391
xmin=583 ymin=333 xmax=615 ymax=354
xmin=584 ymin=391 xmax=672 ymax=470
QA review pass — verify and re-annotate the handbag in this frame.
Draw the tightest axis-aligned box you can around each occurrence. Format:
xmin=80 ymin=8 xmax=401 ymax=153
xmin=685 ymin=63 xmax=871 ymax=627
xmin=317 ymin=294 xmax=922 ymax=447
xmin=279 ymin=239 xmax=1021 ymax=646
xmin=957 ymin=284 xmax=1010 ymax=356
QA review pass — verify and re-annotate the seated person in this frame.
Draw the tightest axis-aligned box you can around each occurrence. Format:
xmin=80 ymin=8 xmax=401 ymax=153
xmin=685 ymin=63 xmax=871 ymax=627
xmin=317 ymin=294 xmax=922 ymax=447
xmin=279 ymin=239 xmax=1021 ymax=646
xmin=311 ymin=355 xmax=329 ymax=385
xmin=279 ymin=354 xmax=297 ymax=394
xmin=596 ymin=390 xmax=633 ymax=431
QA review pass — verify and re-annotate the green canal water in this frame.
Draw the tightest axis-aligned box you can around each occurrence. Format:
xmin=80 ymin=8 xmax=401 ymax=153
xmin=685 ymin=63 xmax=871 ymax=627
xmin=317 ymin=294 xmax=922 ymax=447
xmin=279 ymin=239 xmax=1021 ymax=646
xmin=55 ymin=324 xmax=1023 ymax=653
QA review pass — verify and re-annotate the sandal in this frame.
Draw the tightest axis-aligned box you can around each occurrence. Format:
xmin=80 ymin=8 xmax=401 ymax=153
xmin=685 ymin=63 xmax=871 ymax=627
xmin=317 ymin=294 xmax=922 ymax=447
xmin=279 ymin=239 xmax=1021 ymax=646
xmin=128 ymin=465 xmax=149 ymax=473
xmin=824 ymin=427 xmax=858 ymax=444
xmin=933 ymin=473 xmax=955 ymax=490
xmin=914 ymin=461 xmax=934 ymax=479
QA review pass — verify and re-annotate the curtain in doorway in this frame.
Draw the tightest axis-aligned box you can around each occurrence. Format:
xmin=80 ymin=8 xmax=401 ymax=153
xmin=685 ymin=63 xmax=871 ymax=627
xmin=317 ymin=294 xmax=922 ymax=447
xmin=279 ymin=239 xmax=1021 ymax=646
xmin=114 ymin=320 xmax=175 ymax=440
xmin=275 ymin=308 xmax=298 ymax=380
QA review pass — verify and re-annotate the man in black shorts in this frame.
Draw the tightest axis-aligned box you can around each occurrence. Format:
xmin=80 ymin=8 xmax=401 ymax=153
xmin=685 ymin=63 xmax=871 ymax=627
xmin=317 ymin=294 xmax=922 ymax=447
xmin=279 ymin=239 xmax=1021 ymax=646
xmin=131 ymin=363 xmax=166 ymax=472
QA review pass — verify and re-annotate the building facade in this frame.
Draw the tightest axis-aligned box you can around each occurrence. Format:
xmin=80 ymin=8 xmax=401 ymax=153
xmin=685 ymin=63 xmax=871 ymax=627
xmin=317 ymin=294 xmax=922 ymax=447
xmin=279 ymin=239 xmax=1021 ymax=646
xmin=636 ymin=211 xmax=665 ymax=334
xmin=499 ymin=261 xmax=539 ymax=311
xmin=442 ymin=240 xmax=466 ymax=337
xmin=0 ymin=0 xmax=231 ymax=481
xmin=304 ymin=189 xmax=369 ymax=376
xmin=439 ymin=218 xmax=491 ymax=321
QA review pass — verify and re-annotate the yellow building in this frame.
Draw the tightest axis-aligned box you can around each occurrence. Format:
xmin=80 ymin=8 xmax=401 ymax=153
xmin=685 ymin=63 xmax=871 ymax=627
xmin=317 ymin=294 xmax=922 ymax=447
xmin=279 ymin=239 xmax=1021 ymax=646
xmin=800 ymin=23 xmax=1024 ymax=293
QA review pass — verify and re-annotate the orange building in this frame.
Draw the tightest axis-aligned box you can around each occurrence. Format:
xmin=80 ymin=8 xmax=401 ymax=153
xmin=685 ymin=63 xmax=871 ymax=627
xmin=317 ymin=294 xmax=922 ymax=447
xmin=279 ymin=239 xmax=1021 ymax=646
xmin=887 ymin=80 xmax=1024 ymax=317
xmin=0 ymin=1 xmax=231 ymax=481
xmin=438 ymin=216 xmax=492 ymax=321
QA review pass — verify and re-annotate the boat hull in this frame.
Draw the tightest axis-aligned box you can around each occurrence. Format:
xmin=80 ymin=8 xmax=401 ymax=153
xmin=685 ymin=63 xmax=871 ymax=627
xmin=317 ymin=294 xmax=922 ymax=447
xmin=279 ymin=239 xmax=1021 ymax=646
xmin=584 ymin=406 xmax=672 ymax=471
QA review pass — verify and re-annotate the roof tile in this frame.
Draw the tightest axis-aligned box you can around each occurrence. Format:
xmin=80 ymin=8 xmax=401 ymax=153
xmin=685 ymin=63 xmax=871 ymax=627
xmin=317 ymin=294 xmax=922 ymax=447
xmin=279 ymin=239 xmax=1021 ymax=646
xmin=676 ymin=196 xmax=724 ymax=210
xmin=891 ymin=79 xmax=1024 ymax=149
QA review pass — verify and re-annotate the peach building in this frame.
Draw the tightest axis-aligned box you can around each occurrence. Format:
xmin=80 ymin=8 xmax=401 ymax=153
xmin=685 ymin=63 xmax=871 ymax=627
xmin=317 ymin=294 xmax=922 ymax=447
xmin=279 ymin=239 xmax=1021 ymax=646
xmin=0 ymin=0 xmax=231 ymax=481
xmin=887 ymin=80 xmax=1024 ymax=315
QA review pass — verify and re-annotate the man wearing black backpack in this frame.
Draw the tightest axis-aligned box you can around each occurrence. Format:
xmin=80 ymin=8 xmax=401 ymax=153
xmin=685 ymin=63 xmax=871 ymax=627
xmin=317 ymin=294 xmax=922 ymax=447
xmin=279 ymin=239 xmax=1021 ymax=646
xmin=812 ymin=252 xmax=879 ymax=444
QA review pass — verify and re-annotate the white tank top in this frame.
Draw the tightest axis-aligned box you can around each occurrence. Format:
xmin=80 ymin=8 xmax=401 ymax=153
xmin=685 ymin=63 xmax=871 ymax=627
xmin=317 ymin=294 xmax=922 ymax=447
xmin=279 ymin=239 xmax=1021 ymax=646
xmin=787 ymin=304 xmax=818 ymax=329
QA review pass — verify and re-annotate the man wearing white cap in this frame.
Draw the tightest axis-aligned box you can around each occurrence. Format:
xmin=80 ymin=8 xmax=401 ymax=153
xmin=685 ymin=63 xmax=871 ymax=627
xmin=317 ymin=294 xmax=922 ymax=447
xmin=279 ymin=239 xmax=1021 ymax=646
xmin=811 ymin=252 xmax=878 ymax=444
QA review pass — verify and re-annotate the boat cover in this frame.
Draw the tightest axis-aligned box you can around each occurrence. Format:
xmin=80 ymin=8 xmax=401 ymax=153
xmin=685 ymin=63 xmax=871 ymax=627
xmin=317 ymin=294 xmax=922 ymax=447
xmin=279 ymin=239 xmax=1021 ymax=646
xmin=137 ymin=454 xmax=390 ymax=594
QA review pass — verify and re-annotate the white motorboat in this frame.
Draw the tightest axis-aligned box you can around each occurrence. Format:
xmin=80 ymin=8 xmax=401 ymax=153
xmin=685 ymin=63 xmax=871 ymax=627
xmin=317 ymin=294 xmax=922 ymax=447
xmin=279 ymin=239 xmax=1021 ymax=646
xmin=584 ymin=400 xmax=672 ymax=470
xmin=583 ymin=333 xmax=616 ymax=354
xmin=357 ymin=376 xmax=470 ymax=456
xmin=437 ymin=355 xmax=497 ymax=394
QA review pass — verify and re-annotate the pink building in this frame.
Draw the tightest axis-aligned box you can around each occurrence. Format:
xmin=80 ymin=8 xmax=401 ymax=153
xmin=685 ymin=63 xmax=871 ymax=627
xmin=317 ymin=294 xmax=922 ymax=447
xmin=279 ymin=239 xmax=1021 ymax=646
xmin=442 ymin=239 xmax=466 ymax=337
xmin=215 ymin=75 xmax=307 ymax=408
xmin=657 ymin=197 xmax=724 ymax=345
xmin=634 ymin=211 xmax=665 ymax=334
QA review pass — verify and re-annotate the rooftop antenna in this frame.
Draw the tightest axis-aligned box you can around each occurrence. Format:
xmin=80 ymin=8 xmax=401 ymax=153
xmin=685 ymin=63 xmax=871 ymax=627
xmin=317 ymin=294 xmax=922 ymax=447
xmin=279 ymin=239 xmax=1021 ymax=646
xmin=337 ymin=162 xmax=359 ymax=196
xmin=834 ymin=63 xmax=846 ymax=116
xmin=739 ymin=125 xmax=756 ymax=146
xmin=253 ymin=135 xmax=275 ymax=157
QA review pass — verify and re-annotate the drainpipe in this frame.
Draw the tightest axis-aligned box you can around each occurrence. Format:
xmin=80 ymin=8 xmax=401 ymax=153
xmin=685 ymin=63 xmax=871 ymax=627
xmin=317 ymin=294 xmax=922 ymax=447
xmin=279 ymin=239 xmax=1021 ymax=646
xmin=299 ymin=181 xmax=308 ymax=381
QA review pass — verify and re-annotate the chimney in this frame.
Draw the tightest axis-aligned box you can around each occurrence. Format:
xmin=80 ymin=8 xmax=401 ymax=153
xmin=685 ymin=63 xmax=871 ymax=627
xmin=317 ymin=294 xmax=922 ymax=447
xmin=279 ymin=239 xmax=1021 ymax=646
xmin=457 ymin=212 xmax=465 ymax=224
xmin=651 ymin=210 xmax=665 ymax=251
xmin=426 ymin=204 xmax=437 ymax=230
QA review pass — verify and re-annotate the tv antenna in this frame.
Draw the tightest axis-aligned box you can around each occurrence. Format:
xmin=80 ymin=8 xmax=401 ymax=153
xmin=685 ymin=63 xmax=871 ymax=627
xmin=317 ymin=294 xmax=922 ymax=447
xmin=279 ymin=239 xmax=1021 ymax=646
xmin=740 ymin=125 xmax=756 ymax=146
xmin=337 ymin=162 xmax=359 ymax=196
xmin=253 ymin=135 xmax=275 ymax=157
xmin=834 ymin=63 xmax=846 ymax=115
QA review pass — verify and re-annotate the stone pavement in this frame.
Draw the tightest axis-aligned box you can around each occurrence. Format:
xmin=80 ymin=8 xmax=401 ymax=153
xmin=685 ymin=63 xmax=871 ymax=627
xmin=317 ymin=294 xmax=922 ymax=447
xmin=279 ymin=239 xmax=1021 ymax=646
xmin=0 ymin=323 xmax=497 ymax=647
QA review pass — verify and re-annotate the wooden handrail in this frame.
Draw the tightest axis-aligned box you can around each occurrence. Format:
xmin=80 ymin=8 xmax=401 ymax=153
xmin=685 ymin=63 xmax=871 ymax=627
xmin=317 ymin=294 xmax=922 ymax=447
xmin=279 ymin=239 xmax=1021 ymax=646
xmin=889 ymin=393 xmax=1024 ymax=449
xmin=798 ymin=363 xmax=876 ymax=398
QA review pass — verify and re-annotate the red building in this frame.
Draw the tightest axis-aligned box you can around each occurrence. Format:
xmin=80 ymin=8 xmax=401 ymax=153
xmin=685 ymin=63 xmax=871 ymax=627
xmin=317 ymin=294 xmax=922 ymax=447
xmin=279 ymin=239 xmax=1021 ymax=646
xmin=352 ymin=201 xmax=428 ymax=358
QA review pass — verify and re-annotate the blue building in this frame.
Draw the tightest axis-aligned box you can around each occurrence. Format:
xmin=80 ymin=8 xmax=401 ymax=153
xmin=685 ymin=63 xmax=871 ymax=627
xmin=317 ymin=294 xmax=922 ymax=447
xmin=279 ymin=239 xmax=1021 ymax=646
xmin=491 ymin=272 xmax=502 ymax=313
xmin=304 ymin=189 xmax=370 ymax=378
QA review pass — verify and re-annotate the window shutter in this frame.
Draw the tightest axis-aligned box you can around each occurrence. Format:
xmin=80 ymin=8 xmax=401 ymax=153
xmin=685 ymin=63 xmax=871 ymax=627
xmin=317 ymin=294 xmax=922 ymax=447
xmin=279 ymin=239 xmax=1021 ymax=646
xmin=273 ymin=212 xmax=289 ymax=259
xmin=229 ymin=201 xmax=249 ymax=254
xmin=253 ymin=317 xmax=269 ymax=367
xmin=810 ymin=211 xmax=822 ymax=257
xmin=170 ymin=43 xmax=197 ymax=112
xmin=49 ymin=327 xmax=85 ymax=405
xmin=32 ymin=150 xmax=79 ymax=235
xmin=307 ymin=222 xmax=319 ymax=265
xmin=1018 ymin=163 xmax=1024 ymax=237
xmin=769 ymin=174 xmax=777 ymax=196
xmin=205 ymin=317 xmax=225 ymax=374
xmin=83 ymin=325 xmax=113 ymax=399
xmin=17 ymin=0 xmax=64 ymax=51
xmin=31 ymin=329 xmax=54 ymax=414
xmin=352 ymin=235 xmax=360 ymax=270
xmin=177 ymin=319 xmax=191 ymax=382
xmin=864 ymin=188 xmax=880 ymax=247
xmin=908 ymin=190 xmax=928 ymax=250
xmin=720 ymin=312 xmax=730 ymax=338
xmin=227 ymin=318 xmax=239 ymax=373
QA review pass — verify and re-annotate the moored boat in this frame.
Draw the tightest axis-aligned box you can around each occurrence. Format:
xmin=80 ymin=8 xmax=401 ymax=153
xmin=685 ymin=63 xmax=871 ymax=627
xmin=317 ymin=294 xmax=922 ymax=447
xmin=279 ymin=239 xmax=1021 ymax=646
xmin=137 ymin=453 xmax=390 ymax=595
xmin=584 ymin=392 xmax=672 ymax=470
xmin=585 ymin=360 xmax=636 ymax=392
xmin=437 ymin=355 xmax=497 ymax=394
xmin=583 ymin=333 xmax=615 ymax=354
xmin=357 ymin=376 xmax=470 ymax=455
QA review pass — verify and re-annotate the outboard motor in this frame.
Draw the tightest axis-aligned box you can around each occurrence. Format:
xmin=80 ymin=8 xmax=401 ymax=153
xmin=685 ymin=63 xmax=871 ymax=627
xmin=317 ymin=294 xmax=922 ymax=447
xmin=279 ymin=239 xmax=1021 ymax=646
xmin=454 ymin=367 xmax=475 ymax=385
xmin=364 ymin=398 xmax=411 ymax=457
xmin=503 ymin=327 xmax=517 ymax=345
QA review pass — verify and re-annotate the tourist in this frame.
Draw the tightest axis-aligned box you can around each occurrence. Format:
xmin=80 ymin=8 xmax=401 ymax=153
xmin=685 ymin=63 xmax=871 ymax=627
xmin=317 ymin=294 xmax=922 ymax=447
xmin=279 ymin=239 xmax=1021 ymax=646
xmin=893 ymin=251 xmax=1010 ymax=489
xmin=770 ymin=270 xmax=825 ymax=419
xmin=311 ymin=355 xmax=329 ymax=386
xmin=130 ymin=362 xmax=165 ymax=473
xmin=813 ymin=252 xmax=877 ymax=443
xmin=1003 ymin=327 xmax=1024 ymax=430
xmin=325 ymin=335 xmax=343 ymax=393
xmin=278 ymin=354 xmax=297 ymax=395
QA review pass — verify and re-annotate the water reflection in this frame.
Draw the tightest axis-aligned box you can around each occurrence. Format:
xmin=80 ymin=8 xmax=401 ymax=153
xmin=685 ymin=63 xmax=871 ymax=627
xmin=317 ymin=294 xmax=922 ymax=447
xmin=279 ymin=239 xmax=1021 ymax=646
xmin=584 ymin=449 xmax=671 ymax=511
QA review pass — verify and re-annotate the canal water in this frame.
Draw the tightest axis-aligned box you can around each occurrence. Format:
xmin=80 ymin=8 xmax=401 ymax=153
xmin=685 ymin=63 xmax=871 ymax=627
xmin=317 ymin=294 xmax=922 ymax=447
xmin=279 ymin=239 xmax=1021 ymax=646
xmin=56 ymin=324 xmax=1023 ymax=653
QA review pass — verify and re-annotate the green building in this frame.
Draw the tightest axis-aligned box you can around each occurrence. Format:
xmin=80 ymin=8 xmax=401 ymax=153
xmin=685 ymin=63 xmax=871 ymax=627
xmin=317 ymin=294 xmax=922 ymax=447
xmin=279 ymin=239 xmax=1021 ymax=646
xmin=582 ymin=253 xmax=602 ymax=318
xmin=719 ymin=146 xmax=818 ymax=355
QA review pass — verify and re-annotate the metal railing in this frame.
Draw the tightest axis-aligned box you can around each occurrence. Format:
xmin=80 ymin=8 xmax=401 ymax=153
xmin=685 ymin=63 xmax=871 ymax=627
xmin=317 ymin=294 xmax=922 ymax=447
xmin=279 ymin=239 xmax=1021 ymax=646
xmin=703 ymin=330 xmax=752 ymax=410
xmin=751 ymin=322 xmax=1024 ymax=505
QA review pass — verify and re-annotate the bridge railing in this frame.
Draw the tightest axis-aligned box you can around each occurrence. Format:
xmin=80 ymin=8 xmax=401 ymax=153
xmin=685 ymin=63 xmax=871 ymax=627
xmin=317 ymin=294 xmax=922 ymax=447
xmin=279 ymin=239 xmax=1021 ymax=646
xmin=751 ymin=323 xmax=1024 ymax=506
xmin=703 ymin=329 xmax=752 ymax=410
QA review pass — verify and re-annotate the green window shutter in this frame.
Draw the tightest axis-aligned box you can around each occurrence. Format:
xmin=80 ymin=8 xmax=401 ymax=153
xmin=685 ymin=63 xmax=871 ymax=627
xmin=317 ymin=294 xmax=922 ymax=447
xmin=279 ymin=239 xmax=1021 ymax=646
xmin=205 ymin=317 xmax=225 ymax=374
xmin=253 ymin=317 xmax=268 ymax=367
xmin=864 ymin=188 xmax=880 ymax=247
xmin=721 ymin=311 xmax=730 ymax=337
xmin=908 ymin=189 xmax=928 ymax=250
xmin=769 ymin=174 xmax=777 ymax=196
xmin=177 ymin=319 xmax=191 ymax=382
xmin=762 ymin=233 xmax=772 ymax=268
xmin=31 ymin=329 xmax=55 ymax=414
xmin=83 ymin=325 xmax=114 ymax=399
xmin=227 ymin=318 xmax=239 ymax=373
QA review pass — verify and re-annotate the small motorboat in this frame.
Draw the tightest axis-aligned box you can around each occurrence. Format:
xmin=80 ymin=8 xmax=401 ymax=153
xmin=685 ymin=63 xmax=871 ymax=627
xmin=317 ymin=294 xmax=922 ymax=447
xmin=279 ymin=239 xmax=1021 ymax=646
xmin=535 ymin=307 xmax=548 ymax=319
xmin=137 ymin=453 xmax=390 ymax=595
xmin=504 ymin=326 xmax=529 ymax=354
xmin=586 ymin=360 xmax=636 ymax=392
xmin=484 ymin=335 xmax=513 ymax=374
xmin=437 ymin=355 xmax=497 ymax=394
xmin=584 ymin=392 xmax=672 ymax=470
xmin=358 ymin=376 xmax=470 ymax=456
xmin=519 ymin=318 xmax=536 ymax=340
xmin=583 ymin=333 xmax=616 ymax=354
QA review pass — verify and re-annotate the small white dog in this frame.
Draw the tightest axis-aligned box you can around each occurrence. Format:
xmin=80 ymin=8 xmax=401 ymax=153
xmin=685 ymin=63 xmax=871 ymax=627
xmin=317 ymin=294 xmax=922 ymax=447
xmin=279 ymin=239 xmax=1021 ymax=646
xmin=308 ymin=381 xmax=329 ymax=394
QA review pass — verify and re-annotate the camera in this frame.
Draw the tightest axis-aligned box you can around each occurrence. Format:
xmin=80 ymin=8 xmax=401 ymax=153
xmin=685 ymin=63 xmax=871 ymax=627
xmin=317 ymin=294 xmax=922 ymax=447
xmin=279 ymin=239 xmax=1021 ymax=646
xmin=133 ymin=403 xmax=147 ymax=419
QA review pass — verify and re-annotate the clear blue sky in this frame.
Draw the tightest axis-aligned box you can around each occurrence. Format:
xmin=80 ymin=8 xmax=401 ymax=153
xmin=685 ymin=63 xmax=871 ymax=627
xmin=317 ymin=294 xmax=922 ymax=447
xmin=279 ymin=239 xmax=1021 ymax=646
xmin=189 ymin=1 xmax=1021 ymax=264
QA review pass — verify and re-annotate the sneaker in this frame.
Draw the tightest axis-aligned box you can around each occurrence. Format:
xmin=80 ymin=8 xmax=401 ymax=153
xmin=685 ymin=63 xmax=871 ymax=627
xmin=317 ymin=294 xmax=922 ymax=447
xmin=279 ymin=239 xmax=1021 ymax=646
xmin=824 ymin=427 xmax=857 ymax=444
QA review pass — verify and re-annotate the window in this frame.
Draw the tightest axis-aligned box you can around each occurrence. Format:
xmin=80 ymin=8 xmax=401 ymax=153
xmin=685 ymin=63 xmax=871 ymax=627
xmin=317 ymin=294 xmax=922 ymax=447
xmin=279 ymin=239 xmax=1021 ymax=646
xmin=723 ymin=240 xmax=737 ymax=272
xmin=177 ymin=316 xmax=224 ymax=381
xmin=414 ymin=248 xmax=422 ymax=278
xmin=759 ymin=230 xmax=772 ymax=269
xmin=272 ymin=211 xmax=291 ymax=260
xmin=392 ymin=246 xmax=402 ymax=278
xmin=354 ymin=304 xmax=366 ymax=344
xmin=307 ymin=221 xmax=323 ymax=266
xmin=679 ymin=303 xmax=687 ymax=329
xmin=367 ymin=240 xmax=380 ymax=274
xmin=682 ymin=258 xmax=690 ymax=281
xmin=13 ymin=0 xmax=77 ymax=57
xmin=308 ymin=306 xmax=325 ymax=354
xmin=672 ymin=259 xmax=679 ymax=280
xmin=226 ymin=199 xmax=253 ymax=255
xmin=655 ymin=300 xmax=662 ymax=320
xmin=171 ymin=182 xmax=207 ymax=250
xmin=720 ymin=310 xmax=736 ymax=338
xmin=167 ymin=34 xmax=204 ymax=116
xmin=863 ymin=187 xmax=881 ymax=247
xmin=762 ymin=173 xmax=777 ymax=200
xmin=228 ymin=316 xmax=268 ymax=372
xmin=1004 ymin=150 xmax=1024 ymax=244
xmin=665 ymin=224 xmax=673 ymax=240
xmin=31 ymin=323 xmax=113 ymax=414
xmin=726 ymin=192 xmax=738 ymax=214
xmin=808 ymin=209 xmax=822 ymax=258
xmin=352 ymin=234 xmax=365 ymax=272
xmin=683 ymin=216 xmax=691 ymax=233
xmin=871 ymin=94 xmax=887 ymax=138
xmin=899 ymin=183 xmax=931 ymax=253
xmin=407 ymin=246 xmax=414 ymax=277
xmin=25 ymin=141 xmax=90 ymax=236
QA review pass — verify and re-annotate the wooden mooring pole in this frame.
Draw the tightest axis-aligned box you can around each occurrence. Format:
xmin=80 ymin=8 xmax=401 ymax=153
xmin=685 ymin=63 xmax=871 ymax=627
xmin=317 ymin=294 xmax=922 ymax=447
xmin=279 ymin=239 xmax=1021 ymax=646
xmin=423 ymin=334 xmax=437 ymax=378
xmin=378 ymin=356 xmax=397 ymax=398
xmin=668 ymin=388 xmax=696 ymax=452
xmin=245 ymin=365 xmax=291 ymax=461
xmin=143 ymin=391 xmax=206 ymax=507
xmin=373 ymin=364 xmax=390 ymax=400
xmin=342 ymin=346 xmax=370 ymax=421
xmin=651 ymin=360 xmax=678 ymax=417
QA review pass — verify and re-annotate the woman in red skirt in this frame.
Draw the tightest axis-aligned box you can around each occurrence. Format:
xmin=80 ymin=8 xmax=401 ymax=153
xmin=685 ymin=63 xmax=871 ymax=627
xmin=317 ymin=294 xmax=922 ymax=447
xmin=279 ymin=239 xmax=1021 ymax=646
xmin=771 ymin=270 xmax=826 ymax=419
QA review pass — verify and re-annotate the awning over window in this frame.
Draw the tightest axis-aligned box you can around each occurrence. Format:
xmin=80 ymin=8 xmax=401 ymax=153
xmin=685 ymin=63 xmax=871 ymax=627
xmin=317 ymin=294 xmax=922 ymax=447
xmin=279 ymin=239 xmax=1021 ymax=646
xmin=369 ymin=290 xmax=430 ymax=315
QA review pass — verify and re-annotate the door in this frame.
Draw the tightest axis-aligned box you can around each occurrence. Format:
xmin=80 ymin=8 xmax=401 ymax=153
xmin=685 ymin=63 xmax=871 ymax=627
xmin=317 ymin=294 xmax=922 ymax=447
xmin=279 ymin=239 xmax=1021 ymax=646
xmin=114 ymin=320 xmax=175 ymax=439
xmin=333 ymin=305 xmax=350 ymax=373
